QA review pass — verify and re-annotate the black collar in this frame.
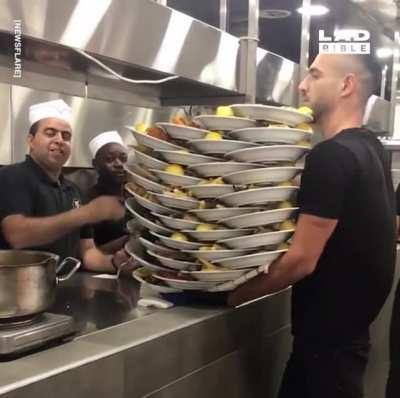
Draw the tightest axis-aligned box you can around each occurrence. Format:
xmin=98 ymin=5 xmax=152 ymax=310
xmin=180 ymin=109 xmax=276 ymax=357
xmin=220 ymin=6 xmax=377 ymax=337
xmin=24 ymin=155 xmax=66 ymax=188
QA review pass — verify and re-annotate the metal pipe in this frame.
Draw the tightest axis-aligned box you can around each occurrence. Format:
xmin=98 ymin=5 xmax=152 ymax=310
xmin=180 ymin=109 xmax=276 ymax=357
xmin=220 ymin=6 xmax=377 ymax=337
xmin=298 ymin=0 xmax=311 ymax=105
xmin=390 ymin=32 xmax=400 ymax=136
xmin=219 ymin=0 xmax=228 ymax=32
xmin=380 ymin=64 xmax=388 ymax=99
xmin=238 ymin=0 xmax=259 ymax=103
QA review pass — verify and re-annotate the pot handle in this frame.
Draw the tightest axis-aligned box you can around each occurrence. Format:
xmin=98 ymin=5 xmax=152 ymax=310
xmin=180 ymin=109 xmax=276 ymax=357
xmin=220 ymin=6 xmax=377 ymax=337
xmin=56 ymin=257 xmax=81 ymax=283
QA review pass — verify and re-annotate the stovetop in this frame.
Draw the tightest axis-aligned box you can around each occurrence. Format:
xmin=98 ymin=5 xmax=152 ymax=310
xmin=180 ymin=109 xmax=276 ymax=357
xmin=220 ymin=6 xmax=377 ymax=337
xmin=0 ymin=313 xmax=75 ymax=355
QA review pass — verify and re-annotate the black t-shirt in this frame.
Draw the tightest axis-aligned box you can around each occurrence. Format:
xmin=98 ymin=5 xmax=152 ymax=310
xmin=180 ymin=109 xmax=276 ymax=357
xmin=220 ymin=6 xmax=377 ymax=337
xmin=0 ymin=156 xmax=92 ymax=259
xmin=293 ymin=128 xmax=396 ymax=344
xmin=87 ymin=178 xmax=128 ymax=246
xmin=396 ymin=184 xmax=400 ymax=215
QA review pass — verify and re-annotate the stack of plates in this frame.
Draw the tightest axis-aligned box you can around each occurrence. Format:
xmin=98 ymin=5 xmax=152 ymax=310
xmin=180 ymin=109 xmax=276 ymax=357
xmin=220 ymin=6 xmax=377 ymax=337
xmin=124 ymin=105 xmax=312 ymax=293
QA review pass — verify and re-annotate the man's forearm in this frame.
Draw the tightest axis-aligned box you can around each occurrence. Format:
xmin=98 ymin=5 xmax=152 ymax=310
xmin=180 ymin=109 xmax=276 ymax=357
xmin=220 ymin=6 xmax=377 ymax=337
xmin=228 ymin=250 xmax=312 ymax=306
xmin=81 ymin=246 xmax=114 ymax=273
xmin=2 ymin=206 xmax=92 ymax=249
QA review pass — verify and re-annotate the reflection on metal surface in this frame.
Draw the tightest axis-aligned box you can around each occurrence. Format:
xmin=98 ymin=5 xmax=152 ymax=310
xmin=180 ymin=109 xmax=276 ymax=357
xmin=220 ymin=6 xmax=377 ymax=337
xmin=391 ymin=32 xmax=400 ymax=137
xmin=256 ymin=49 xmax=299 ymax=105
xmin=219 ymin=0 xmax=228 ymax=31
xmin=363 ymin=94 xmax=390 ymax=133
xmin=60 ymin=0 xmax=112 ymax=49
xmin=299 ymin=0 xmax=311 ymax=97
xmin=238 ymin=0 xmax=260 ymax=103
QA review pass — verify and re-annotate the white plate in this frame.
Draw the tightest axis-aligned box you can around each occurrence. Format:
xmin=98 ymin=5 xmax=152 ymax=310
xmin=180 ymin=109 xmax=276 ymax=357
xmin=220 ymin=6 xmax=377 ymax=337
xmin=125 ymin=198 xmax=172 ymax=235
xmin=188 ymin=139 xmax=257 ymax=155
xmin=149 ymin=169 xmax=203 ymax=187
xmin=132 ymin=268 xmax=181 ymax=293
xmin=230 ymin=104 xmax=313 ymax=125
xmin=150 ymin=231 xmax=203 ymax=250
xmin=188 ymin=207 xmax=265 ymax=222
xmin=215 ymin=249 xmax=287 ymax=269
xmin=152 ymin=213 xmax=201 ymax=230
xmin=157 ymin=122 xmax=209 ymax=140
xmin=125 ymin=241 xmax=173 ymax=273
xmin=156 ymin=150 xmax=219 ymax=166
xmin=193 ymin=115 xmax=257 ymax=130
xmin=227 ymin=145 xmax=309 ymax=163
xmin=220 ymin=207 xmax=298 ymax=228
xmin=185 ymin=184 xmax=235 ymax=199
xmin=139 ymin=237 xmax=178 ymax=256
xmin=153 ymin=274 xmax=219 ymax=291
xmin=188 ymin=162 xmax=261 ymax=177
xmin=184 ymin=269 xmax=247 ymax=282
xmin=183 ymin=228 xmax=254 ymax=241
xmin=125 ymin=187 xmax=180 ymax=215
xmin=218 ymin=186 xmax=298 ymax=206
xmin=125 ymin=167 xmax=167 ymax=193
xmin=147 ymin=250 xmax=199 ymax=271
xmin=183 ymin=248 xmax=252 ymax=261
xmin=223 ymin=167 xmax=303 ymax=185
xmin=126 ymin=126 xmax=184 ymax=151
xmin=151 ymin=193 xmax=200 ymax=210
xmin=229 ymin=126 xmax=313 ymax=144
xmin=219 ymin=229 xmax=294 ymax=249
xmin=133 ymin=149 xmax=168 ymax=170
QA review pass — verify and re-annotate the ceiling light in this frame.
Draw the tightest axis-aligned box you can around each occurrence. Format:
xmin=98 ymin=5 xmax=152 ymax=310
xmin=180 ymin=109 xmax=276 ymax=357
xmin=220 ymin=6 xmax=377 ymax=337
xmin=297 ymin=5 xmax=329 ymax=16
xmin=376 ymin=47 xmax=393 ymax=58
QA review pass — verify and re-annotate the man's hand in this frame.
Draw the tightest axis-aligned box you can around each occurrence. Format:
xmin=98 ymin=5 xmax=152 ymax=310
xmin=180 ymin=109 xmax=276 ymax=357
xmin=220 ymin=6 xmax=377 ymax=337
xmin=112 ymin=249 xmax=138 ymax=275
xmin=84 ymin=196 xmax=125 ymax=224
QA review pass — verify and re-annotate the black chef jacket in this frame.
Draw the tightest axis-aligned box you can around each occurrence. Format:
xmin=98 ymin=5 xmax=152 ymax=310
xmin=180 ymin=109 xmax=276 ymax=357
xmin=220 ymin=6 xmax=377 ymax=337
xmin=87 ymin=176 xmax=128 ymax=246
xmin=0 ymin=155 xmax=92 ymax=259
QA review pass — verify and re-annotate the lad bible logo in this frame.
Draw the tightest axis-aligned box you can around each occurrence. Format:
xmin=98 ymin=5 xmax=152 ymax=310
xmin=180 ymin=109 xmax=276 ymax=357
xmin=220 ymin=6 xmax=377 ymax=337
xmin=318 ymin=29 xmax=370 ymax=54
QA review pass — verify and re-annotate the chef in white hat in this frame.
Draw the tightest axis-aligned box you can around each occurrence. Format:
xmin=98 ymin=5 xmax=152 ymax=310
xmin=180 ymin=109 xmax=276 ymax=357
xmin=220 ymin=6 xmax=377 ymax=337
xmin=87 ymin=131 xmax=130 ymax=251
xmin=0 ymin=99 xmax=134 ymax=274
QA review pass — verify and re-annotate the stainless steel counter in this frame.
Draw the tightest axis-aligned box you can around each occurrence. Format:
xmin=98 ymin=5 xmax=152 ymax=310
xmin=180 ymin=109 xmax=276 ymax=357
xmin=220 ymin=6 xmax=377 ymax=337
xmin=0 ymin=273 xmax=292 ymax=398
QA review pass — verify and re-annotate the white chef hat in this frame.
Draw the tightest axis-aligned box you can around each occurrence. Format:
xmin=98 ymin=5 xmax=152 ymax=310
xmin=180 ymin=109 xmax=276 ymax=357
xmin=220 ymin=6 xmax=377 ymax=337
xmin=89 ymin=130 xmax=126 ymax=158
xmin=29 ymin=99 xmax=72 ymax=127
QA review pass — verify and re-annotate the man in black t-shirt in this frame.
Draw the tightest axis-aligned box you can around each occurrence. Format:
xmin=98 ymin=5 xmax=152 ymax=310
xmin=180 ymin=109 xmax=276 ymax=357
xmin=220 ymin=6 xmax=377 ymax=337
xmin=0 ymin=99 xmax=132 ymax=273
xmin=228 ymin=54 xmax=396 ymax=398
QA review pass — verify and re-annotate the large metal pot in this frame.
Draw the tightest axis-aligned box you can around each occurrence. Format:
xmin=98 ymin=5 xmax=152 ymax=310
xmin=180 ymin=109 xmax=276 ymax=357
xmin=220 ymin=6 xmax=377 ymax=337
xmin=0 ymin=250 xmax=80 ymax=320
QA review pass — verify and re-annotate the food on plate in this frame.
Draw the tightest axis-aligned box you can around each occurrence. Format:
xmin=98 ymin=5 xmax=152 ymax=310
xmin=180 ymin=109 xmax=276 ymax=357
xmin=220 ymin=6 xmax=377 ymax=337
xmin=296 ymin=140 xmax=312 ymax=148
xmin=276 ymin=180 xmax=294 ymax=187
xmin=198 ymin=200 xmax=206 ymax=209
xmin=198 ymin=257 xmax=218 ymax=271
xmin=297 ymin=106 xmax=313 ymax=118
xmin=135 ymin=123 xmax=149 ymax=133
xmin=164 ymin=188 xmax=191 ymax=199
xmin=268 ymin=123 xmax=289 ymax=129
xmin=278 ymin=201 xmax=294 ymax=209
xmin=196 ymin=223 xmax=217 ymax=232
xmin=277 ymin=242 xmax=290 ymax=250
xmin=164 ymin=164 xmax=184 ymax=175
xmin=198 ymin=176 xmax=225 ymax=185
xmin=170 ymin=116 xmax=187 ymax=125
xmin=204 ymin=131 xmax=223 ymax=140
xmin=216 ymin=106 xmax=234 ymax=117
xmin=295 ymin=122 xmax=313 ymax=132
xmin=146 ymin=126 xmax=170 ymax=141
xmin=199 ymin=244 xmax=223 ymax=251
xmin=279 ymin=220 xmax=296 ymax=230
xmin=183 ymin=213 xmax=200 ymax=221
xmin=171 ymin=232 xmax=189 ymax=241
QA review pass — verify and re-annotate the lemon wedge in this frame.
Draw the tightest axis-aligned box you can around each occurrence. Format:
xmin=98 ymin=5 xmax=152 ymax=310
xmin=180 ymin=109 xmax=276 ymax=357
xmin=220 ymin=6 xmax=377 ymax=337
xmin=216 ymin=106 xmax=234 ymax=117
xmin=164 ymin=164 xmax=184 ymax=175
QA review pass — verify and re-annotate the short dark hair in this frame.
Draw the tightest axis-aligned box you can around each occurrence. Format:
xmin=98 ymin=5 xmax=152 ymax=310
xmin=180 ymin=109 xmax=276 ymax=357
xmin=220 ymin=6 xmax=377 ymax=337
xmin=28 ymin=120 xmax=40 ymax=136
xmin=354 ymin=54 xmax=381 ymax=98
